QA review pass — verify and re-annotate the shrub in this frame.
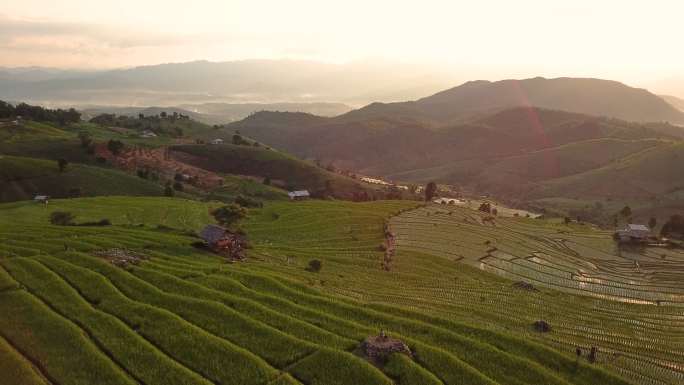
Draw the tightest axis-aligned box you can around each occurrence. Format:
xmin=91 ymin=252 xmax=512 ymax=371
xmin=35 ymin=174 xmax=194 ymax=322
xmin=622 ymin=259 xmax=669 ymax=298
xmin=107 ymin=139 xmax=125 ymax=155
xmin=234 ymin=195 xmax=263 ymax=208
xmin=50 ymin=211 xmax=75 ymax=226
xmin=76 ymin=219 xmax=111 ymax=227
xmin=211 ymin=204 xmax=247 ymax=227
xmin=173 ymin=182 xmax=184 ymax=191
xmin=164 ymin=184 xmax=175 ymax=197
xmin=307 ymin=259 xmax=323 ymax=272
xmin=57 ymin=158 xmax=69 ymax=172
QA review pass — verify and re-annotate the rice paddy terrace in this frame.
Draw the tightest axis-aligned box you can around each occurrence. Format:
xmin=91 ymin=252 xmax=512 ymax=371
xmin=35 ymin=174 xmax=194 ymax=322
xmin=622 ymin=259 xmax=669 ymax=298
xmin=390 ymin=205 xmax=684 ymax=384
xmin=0 ymin=197 xmax=678 ymax=385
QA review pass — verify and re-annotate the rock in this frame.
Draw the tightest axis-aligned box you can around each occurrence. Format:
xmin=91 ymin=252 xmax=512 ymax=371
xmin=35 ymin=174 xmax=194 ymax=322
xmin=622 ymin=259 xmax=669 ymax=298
xmin=533 ymin=320 xmax=551 ymax=333
xmin=93 ymin=248 xmax=149 ymax=267
xmin=513 ymin=281 xmax=538 ymax=291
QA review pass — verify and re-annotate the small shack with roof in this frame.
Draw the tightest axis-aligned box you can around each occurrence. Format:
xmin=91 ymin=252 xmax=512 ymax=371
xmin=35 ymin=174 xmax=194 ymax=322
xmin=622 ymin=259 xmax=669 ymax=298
xmin=615 ymin=224 xmax=651 ymax=242
xmin=34 ymin=195 xmax=50 ymax=204
xmin=288 ymin=190 xmax=310 ymax=200
xmin=198 ymin=224 xmax=246 ymax=260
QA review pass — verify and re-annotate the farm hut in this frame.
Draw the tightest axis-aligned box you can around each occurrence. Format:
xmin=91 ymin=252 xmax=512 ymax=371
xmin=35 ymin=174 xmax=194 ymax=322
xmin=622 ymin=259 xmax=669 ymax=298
xmin=33 ymin=195 xmax=50 ymax=204
xmin=198 ymin=224 xmax=245 ymax=259
xmin=288 ymin=190 xmax=310 ymax=200
xmin=615 ymin=224 xmax=651 ymax=242
xmin=141 ymin=130 xmax=157 ymax=138
xmin=210 ymin=138 xmax=224 ymax=145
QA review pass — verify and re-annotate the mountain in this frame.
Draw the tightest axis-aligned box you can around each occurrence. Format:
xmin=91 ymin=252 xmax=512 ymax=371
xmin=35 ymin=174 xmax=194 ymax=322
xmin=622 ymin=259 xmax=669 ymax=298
xmin=342 ymin=77 xmax=684 ymax=125
xmin=230 ymin=106 xmax=679 ymax=174
xmin=81 ymin=102 xmax=352 ymax=125
xmin=661 ymin=94 xmax=684 ymax=111
xmin=228 ymin=102 xmax=683 ymax=223
xmin=0 ymin=60 xmax=456 ymax=107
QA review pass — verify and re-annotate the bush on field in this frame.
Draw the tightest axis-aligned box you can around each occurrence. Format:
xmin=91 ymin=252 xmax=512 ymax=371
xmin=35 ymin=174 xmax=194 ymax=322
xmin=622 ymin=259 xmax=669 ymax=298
xmin=76 ymin=219 xmax=112 ymax=227
xmin=234 ymin=194 xmax=263 ymax=208
xmin=50 ymin=211 xmax=75 ymax=226
xmin=307 ymin=259 xmax=323 ymax=272
xmin=211 ymin=204 xmax=247 ymax=227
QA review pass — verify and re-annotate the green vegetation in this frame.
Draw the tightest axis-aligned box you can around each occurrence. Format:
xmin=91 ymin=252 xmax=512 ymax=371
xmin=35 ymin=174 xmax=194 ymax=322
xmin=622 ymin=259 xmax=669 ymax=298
xmin=0 ymin=100 xmax=80 ymax=126
xmin=0 ymin=156 xmax=164 ymax=202
xmin=171 ymin=144 xmax=373 ymax=199
xmin=0 ymin=196 xmax=659 ymax=385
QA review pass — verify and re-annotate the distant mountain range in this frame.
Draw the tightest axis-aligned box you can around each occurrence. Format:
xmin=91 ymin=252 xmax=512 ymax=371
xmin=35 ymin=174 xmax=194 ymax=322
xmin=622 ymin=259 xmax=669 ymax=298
xmin=341 ymin=77 xmax=684 ymax=125
xmin=0 ymin=60 xmax=455 ymax=107
xmin=80 ymin=102 xmax=352 ymax=125
xmin=227 ymin=77 xmax=684 ymax=208
xmin=660 ymin=95 xmax=684 ymax=112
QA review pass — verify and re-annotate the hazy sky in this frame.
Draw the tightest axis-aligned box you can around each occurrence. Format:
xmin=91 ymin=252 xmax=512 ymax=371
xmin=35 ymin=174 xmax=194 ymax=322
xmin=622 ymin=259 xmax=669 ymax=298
xmin=1 ymin=0 xmax=682 ymax=93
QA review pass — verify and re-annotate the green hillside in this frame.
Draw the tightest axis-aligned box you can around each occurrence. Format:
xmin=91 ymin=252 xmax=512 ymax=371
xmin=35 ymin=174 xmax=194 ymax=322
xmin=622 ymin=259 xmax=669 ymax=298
xmin=534 ymin=142 xmax=684 ymax=200
xmin=171 ymin=144 xmax=376 ymax=199
xmin=0 ymin=156 xmax=164 ymax=202
xmin=0 ymin=197 xmax=643 ymax=385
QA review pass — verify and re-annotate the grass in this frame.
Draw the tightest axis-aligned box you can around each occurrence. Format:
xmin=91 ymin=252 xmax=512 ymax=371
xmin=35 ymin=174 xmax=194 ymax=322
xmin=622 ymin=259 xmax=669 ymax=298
xmin=0 ymin=334 xmax=48 ymax=385
xmin=0 ymin=196 xmax=679 ymax=385
xmin=0 ymin=289 xmax=136 ymax=385
xmin=171 ymin=144 xmax=372 ymax=199
xmin=0 ymin=155 xmax=165 ymax=202
xmin=1 ymin=257 xmax=214 ymax=385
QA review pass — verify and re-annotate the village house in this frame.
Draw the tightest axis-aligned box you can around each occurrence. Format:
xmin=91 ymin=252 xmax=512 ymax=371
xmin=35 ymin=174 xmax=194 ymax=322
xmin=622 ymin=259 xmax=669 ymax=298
xmin=33 ymin=195 xmax=50 ymax=204
xmin=198 ymin=224 xmax=245 ymax=259
xmin=288 ymin=190 xmax=310 ymax=200
xmin=140 ymin=130 xmax=157 ymax=138
xmin=210 ymin=138 xmax=224 ymax=145
xmin=615 ymin=224 xmax=652 ymax=242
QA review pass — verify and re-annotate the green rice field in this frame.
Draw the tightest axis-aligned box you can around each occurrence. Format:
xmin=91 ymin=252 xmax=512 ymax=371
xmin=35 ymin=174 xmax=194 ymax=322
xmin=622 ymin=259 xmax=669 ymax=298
xmin=0 ymin=197 xmax=680 ymax=385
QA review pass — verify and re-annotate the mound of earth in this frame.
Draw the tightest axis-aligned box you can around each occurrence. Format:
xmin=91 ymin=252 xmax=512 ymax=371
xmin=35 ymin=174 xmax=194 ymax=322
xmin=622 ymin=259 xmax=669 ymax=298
xmin=93 ymin=248 xmax=149 ymax=267
xmin=361 ymin=332 xmax=412 ymax=364
xmin=513 ymin=281 xmax=539 ymax=291
xmin=533 ymin=320 xmax=552 ymax=333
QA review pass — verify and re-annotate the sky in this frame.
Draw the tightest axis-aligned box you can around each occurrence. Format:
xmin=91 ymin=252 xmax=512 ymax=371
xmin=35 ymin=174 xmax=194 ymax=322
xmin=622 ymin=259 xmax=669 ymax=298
xmin=0 ymin=0 xmax=682 ymax=94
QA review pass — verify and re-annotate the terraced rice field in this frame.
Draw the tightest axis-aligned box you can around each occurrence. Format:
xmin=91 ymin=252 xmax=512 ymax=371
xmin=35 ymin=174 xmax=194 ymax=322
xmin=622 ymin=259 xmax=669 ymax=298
xmin=0 ymin=197 xmax=675 ymax=385
xmin=390 ymin=205 xmax=684 ymax=384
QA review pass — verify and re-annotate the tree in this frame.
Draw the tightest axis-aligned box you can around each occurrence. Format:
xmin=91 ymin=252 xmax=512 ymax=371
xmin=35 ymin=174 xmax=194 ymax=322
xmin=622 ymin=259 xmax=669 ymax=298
xmin=173 ymin=181 xmax=184 ymax=191
xmin=661 ymin=215 xmax=684 ymax=238
xmin=619 ymin=206 xmax=632 ymax=219
xmin=424 ymin=182 xmax=437 ymax=202
xmin=234 ymin=195 xmax=262 ymax=208
xmin=160 ymin=111 xmax=167 ymax=118
xmin=57 ymin=158 xmax=68 ymax=172
xmin=307 ymin=259 xmax=322 ymax=272
xmin=211 ymin=204 xmax=247 ymax=227
xmin=478 ymin=202 xmax=491 ymax=213
xmin=50 ymin=211 xmax=75 ymax=226
xmin=164 ymin=183 xmax=175 ymax=197
xmin=648 ymin=217 xmax=657 ymax=230
xmin=107 ymin=139 xmax=125 ymax=155
xmin=324 ymin=179 xmax=334 ymax=196
xmin=263 ymin=177 xmax=271 ymax=186
xmin=232 ymin=134 xmax=244 ymax=145
xmin=78 ymin=130 xmax=92 ymax=148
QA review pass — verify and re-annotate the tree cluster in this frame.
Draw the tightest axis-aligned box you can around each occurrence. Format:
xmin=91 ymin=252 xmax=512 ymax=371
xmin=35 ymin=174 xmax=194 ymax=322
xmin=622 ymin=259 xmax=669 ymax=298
xmin=0 ymin=100 xmax=80 ymax=125
xmin=90 ymin=112 xmax=188 ymax=138
xmin=661 ymin=215 xmax=684 ymax=238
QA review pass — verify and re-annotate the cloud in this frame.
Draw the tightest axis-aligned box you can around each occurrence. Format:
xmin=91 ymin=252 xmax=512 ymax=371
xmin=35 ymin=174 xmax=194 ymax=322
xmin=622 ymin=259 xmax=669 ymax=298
xmin=0 ymin=15 xmax=209 ymax=51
